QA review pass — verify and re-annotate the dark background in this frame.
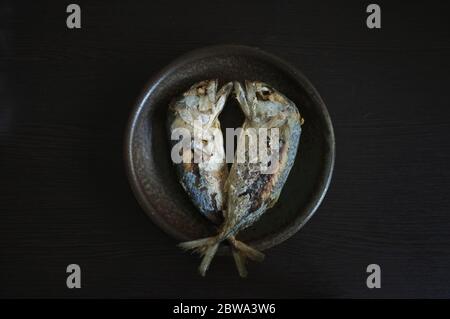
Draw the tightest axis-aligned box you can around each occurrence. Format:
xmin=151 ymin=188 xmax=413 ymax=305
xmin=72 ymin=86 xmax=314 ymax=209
xmin=1 ymin=0 xmax=449 ymax=298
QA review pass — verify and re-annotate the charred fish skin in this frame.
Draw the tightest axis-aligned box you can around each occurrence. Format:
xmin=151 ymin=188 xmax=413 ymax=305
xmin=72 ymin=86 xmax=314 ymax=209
xmin=179 ymin=80 xmax=303 ymax=277
xmin=168 ymin=80 xmax=233 ymax=224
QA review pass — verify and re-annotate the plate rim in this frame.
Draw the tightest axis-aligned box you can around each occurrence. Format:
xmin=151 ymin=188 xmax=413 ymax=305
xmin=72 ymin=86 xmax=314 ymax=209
xmin=124 ymin=44 xmax=336 ymax=250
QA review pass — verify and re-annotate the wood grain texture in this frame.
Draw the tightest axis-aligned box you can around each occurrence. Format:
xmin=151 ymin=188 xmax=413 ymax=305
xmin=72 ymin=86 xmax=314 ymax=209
xmin=0 ymin=0 xmax=449 ymax=298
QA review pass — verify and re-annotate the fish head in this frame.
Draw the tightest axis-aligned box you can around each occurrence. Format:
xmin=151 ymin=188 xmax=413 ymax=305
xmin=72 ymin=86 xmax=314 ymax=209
xmin=234 ymin=81 xmax=296 ymax=126
xmin=173 ymin=80 xmax=233 ymax=127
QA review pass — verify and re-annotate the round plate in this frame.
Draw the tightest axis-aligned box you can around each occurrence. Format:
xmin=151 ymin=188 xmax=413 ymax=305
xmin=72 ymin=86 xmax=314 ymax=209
xmin=125 ymin=45 xmax=335 ymax=251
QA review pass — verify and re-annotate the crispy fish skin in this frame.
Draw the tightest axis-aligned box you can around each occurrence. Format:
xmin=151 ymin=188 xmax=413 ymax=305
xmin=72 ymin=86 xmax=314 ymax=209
xmin=168 ymin=80 xmax=233 ymax=224
xmin=179 ymin=81 xmax=303 ymax=277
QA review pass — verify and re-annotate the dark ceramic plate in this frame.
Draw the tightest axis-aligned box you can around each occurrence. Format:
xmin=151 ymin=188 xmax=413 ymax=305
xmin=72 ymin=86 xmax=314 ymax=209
xmin=125 ymin=45 xmax=335 ymax=252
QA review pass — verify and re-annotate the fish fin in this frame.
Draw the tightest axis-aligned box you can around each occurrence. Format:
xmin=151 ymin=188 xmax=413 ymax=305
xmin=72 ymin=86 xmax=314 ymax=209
xmin=234 ymin=81 xmax=251 ymax=119
xmin=199 ymin=242 xmax=220 ymax=276
xmin=267 ymin=193 xmax=281 ymax=208
xmin=213 ymin=82 xmax=233 ymax=116
xmin=229 ymin=237 xmax=265 ymax=262
xmin=178 ymin=237 xmax=211 ymax=252
xmin=178 ymin=237 xmax=220 ymax=276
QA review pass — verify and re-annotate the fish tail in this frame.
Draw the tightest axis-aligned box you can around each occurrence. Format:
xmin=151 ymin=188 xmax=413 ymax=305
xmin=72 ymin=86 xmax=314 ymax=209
xmin=231 ymin=247 xmax=248 ymax=278
xmin=178 ymin=237 xmax=221 ymax=276
xmin=179 ymin=236 xmax=265 ymax=277
xmin=228 ymin=236 xmax=265 ymax=277
xmin=229 ymin=237 xmax=265 ymax=262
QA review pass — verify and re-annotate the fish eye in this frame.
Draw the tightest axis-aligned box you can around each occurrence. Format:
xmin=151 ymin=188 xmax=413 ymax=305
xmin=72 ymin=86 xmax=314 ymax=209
xmin=256 ymin=89 xmax=271 ymax=101
xmin=197 ymin=88 xmax=205 ymax=94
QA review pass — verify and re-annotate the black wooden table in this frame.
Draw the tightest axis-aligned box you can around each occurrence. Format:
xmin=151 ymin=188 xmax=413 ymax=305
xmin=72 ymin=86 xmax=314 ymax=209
xmin=1 ymin=0 xmax=449 ymax=298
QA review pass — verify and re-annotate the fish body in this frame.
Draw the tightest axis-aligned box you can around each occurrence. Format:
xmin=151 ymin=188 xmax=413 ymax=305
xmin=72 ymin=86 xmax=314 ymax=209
xmin=221 ymin=81 xmax=302 ymax=237
xmin=168 ymin=80 xmax=232 ymax=224
xmin=179 ymin=80 xmax=303 ymax=277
